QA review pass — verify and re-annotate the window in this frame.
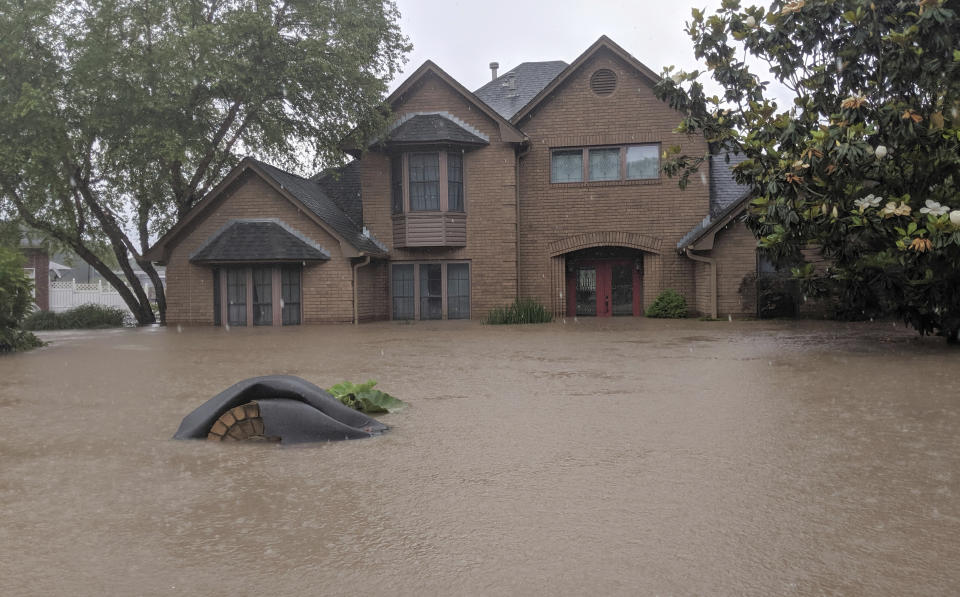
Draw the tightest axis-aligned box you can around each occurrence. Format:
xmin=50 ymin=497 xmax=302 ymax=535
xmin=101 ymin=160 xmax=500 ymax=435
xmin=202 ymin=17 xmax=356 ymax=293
xmin=252 ymin=267 xmax=272 ymax=326
xmin=447 ymin=152 xmax=463 ymax=212
xmin=551 ymin=150 xmax=583 ymax=183
xmin=419 ymin=264 xmax=442 ymax=320
xmin=409 ymin=153 xmax=440 ymax=211
xmin=391 ymin=152 xmax=465 ymax=213
xmin=391 ymin=264 xmax=415 ymax=320
xmin=217 ymin=265 xmax=301 ymax=327
xmin=626 ymin=145 xmax=658 ymax=180
xmin=391 ymin=155 xmax=403 ymax=214
xmin=552 ymin=144 xmax=659 ymax=183
xmin=281 ymin=266 xmax=301 ymax=325
xmin=391 ymin=262 xmax=469 ymax=320
xmin=589 ymin=148 xmax=620 ymax=181
xmin=447 ymin=263 xmax=470 ymax=319
xmin=226 ymin=268 xmax=247 ymax=326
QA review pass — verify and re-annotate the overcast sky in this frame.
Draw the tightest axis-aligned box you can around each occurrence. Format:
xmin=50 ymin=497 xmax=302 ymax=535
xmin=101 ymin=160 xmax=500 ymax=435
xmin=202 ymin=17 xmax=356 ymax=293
xmin=390 ymin=0 xmax=729 ymax=93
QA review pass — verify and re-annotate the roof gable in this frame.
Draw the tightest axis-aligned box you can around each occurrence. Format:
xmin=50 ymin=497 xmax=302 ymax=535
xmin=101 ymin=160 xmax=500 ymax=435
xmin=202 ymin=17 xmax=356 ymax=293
xmin=386 ymin=60 xmax=526 ymax=144
xmin=510 ymin=36 xmax=661 ymax=124
xmin=146 ymin=158 xmax=386 ymax=263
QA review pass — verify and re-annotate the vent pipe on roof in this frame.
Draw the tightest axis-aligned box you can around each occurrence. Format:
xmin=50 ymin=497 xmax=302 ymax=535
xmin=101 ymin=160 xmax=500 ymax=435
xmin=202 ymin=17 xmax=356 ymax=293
xmin=489 ymin=61 xmax=499 ymax=81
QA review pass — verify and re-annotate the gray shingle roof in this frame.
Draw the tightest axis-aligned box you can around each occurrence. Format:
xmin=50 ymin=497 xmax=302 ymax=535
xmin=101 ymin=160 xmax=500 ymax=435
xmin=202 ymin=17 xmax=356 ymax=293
xmin=190 ymin=220 xmax=331 ymax=263
xmin=677 ymin=150 xmax=752 ymax=250
xmin=385 ymin=114 xmax=489 ymax=146
xmin=251 ymin=160 xmax=386 ymax=256
xmin=474 ymin=61 xmax=568 ymax=120
xmin=313 ymin=160 xmax=363 ymax=226
xmin=709 ymin=150 xmax=750 ymax=217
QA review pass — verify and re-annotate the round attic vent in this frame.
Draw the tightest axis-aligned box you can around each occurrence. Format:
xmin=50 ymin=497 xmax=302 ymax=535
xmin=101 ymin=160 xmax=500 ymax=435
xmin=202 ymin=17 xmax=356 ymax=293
xmin=590 ymin=69 xmax=617 ymax=96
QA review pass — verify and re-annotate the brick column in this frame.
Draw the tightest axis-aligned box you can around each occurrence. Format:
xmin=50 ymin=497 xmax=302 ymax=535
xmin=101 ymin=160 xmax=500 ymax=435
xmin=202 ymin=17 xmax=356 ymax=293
xmin=642 ymin=252 xmax=662 ymax=309
xmin=550 ymin=254 xmax=566 ymax=317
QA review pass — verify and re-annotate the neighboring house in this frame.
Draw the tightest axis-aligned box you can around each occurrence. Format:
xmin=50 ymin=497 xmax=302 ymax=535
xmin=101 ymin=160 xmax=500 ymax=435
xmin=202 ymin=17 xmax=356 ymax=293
xmin=19 ymin=236 xmax=50 ymax=311
xmin=146 ymin=36 xmax=764 ymax=326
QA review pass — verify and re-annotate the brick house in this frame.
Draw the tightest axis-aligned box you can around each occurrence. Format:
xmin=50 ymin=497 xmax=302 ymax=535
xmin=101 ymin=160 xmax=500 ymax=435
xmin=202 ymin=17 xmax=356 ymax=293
xmin=146 ymin=36 xmax=760 ymax=326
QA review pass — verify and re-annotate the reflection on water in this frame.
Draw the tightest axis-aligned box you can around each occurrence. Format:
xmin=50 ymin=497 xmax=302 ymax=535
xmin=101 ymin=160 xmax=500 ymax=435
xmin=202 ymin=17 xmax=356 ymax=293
xmin=0 ymin=319 xmax=958 ymax=595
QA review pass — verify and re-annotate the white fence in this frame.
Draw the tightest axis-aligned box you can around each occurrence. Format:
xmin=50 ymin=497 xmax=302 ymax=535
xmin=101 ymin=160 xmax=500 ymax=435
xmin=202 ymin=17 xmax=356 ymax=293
xmin=49 ymin=279 xmax=131 ymax=313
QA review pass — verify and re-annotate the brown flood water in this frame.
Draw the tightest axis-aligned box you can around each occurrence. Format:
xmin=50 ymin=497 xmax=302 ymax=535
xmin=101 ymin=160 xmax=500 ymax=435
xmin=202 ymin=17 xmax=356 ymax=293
xmin=0 ymin=319 xmax=958 ymax=596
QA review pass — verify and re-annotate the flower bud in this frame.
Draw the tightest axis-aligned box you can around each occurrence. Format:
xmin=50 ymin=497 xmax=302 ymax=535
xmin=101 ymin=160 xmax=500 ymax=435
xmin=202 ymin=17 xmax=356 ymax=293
xmin=951 ymin=210 xmax=960 ymax=226
xmin=874 ymin=145 xmax=888 ymax=159
xmin=745 ymin=15 xmax=756 ymax=27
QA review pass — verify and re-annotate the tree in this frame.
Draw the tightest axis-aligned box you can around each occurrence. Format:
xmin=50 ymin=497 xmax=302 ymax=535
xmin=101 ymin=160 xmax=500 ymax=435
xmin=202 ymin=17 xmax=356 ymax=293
xmin=655 ymin=0 xmax=960 ymax=341
xmin=0 ymin=0 xmax=409 ymax=324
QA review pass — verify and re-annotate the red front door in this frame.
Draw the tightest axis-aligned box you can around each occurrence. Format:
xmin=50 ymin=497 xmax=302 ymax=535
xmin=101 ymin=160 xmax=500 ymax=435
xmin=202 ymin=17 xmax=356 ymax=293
xmin=566 ymin=260 xmax=641 ymax=317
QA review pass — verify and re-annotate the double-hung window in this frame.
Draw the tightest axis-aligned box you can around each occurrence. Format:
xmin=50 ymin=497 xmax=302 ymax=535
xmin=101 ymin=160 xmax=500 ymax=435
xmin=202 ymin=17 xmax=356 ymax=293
xmin=408 ymin=153 xmax=441 ymax=211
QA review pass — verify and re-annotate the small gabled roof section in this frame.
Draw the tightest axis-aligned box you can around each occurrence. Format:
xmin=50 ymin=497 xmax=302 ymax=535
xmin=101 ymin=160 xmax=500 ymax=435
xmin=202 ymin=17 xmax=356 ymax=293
xmin=474 ymin=61 xmax=569 ymax=120
xmin=386 ymin=60 xmax=526 ymax=144
xmin=382 ymin=113 xmax=489 ymax=148
xmin=510 ymin=36 xmax=661 ymax=124
xmin=677 ymin=150 xmax=753 ymax=251
xmin=146 ymin=158 xmax=387 ymax=264
xmin=190 ymin=220 xmax=331 ymax=263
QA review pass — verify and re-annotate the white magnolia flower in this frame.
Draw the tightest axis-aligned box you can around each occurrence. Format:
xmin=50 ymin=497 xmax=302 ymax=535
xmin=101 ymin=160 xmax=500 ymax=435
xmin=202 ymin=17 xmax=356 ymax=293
xmin=874 ymin=145 xmax=888 ymax=159
xmin=920 ymin=199 xmax=950 ymax=216
xmin=854 ymin=193 xmax=883 ymax=211
xmin=950 ymin=210 xmax=960 ymax=226
xmin=745 ymin=15 xmax=757 ymax=27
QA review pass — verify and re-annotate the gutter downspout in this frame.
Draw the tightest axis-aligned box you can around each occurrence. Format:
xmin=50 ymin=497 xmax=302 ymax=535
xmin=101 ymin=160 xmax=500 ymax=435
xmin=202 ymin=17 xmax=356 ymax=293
xmin=685 ymin=247 xmax=717 ymax=319
xmin=352 ymin=255 xmax=371 ymax=325
xmin=515 ymin=139 xmax=531 ymax=300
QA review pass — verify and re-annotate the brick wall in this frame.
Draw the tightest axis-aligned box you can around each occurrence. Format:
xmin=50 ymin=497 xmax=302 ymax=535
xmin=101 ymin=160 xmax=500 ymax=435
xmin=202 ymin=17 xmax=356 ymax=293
xmin=22 ymin=248 xmax=50 ymax=311
xmin=164 ymin=173 xmax=357 ymax=325
xmin=359 ymin=71 xmax=519 ymax=318
xmin=514 ymin=48 xmax=711 ymax=313
xmin=356 ymin=259 xmax=389 ymax=322
xmin=710 ymin=220 xmax=758 ymax=317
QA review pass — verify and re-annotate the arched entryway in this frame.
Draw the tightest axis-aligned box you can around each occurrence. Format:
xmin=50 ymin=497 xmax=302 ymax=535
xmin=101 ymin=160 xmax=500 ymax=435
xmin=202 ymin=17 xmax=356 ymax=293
xmin=546 ymin=232 xmax=663 ymax=317
xmin=564 ymin=247 xmax=643 ymax=317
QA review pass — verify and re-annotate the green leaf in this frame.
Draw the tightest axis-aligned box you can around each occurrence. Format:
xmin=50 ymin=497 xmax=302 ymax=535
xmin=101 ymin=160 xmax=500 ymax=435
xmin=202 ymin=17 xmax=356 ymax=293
xmin=328 ymin=380 xmax=408 ymax=414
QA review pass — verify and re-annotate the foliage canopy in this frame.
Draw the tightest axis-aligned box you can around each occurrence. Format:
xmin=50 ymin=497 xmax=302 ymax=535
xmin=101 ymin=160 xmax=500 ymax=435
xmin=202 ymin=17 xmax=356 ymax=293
xmin=656 ymin=0 xmax=960 ymax=341
xmin=0 ymin=247 xmax=43 ymax=351
xmin=0 ymin=0 xmax=409 ymax=324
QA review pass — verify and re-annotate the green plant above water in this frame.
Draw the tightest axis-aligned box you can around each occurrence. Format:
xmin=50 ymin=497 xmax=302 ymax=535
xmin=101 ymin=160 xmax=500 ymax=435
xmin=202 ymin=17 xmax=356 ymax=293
xmin=645 ymin=289 xmax=688 ymax=318
xmin=484 ymin=298 xmax=553 ymax=324
xmin=22 ymin=304 xmax=127 ymax=330
xmin=328 ymin=380 xmax=408 ymax=414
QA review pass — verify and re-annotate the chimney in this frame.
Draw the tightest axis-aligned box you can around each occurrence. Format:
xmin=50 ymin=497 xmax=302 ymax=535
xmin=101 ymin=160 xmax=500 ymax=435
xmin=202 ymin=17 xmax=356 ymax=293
xmin=489 ymin=61 xmax=499 ymax=81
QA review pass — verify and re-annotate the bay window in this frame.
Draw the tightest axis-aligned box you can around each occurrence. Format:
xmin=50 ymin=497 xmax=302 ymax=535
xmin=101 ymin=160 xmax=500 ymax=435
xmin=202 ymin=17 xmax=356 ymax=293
xmin=391 ymin=151 xmax=466 ymax=213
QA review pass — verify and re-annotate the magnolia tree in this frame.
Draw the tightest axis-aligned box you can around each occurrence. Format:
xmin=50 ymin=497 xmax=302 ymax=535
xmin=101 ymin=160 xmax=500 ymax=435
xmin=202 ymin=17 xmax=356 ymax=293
xmin=0 ymin=0 xmax=409 ymax=324
xmin=655 ymin=0 xmax=960 ymax=341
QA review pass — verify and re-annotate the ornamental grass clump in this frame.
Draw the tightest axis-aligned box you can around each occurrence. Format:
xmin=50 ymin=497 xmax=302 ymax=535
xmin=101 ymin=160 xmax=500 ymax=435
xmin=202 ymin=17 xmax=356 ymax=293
xmin=484 ymin=298 xmax=553 ymax=325
xmin=644 ymin=289 xmax=688 ymax=318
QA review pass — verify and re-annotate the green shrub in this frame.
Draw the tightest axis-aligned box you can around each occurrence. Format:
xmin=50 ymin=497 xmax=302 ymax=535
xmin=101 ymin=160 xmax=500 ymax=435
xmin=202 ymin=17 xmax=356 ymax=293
xmin=327 ymin=380 xmax=408 ymax=413
xmin=0 ymin=247 xmax=42 ymax=352
xmin=644 ymin=289 xmax=688 ymax=318
xmin=22 ymin=303 xmax=127 ymax=330
xmin=484 ymin=298 xmax=553 ymax=324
